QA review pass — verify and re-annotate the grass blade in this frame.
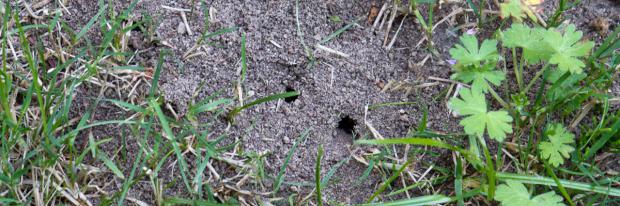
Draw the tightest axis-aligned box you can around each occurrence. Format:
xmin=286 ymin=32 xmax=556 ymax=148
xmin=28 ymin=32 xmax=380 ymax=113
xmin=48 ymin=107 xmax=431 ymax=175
xmin=227 ymin=91 xmax=299 ymax=122
xmin=150 ymin=100 xmax=193 ymax=195
xmin=455 ymin=153 xmax=464 ymax=206
xmin=103 ymin=99 xmax=147 ymax=113
xmin=360 ymin=194 xmax=452 ymax=206
xmin=98 ymin=153 xmax=125 ymax=179
xmin=315 ymin=144 xmax=324 ymax=206
xmin=355 ymin=138 xmax=455 ymax=150
xmin=543 ymin=160 xmax=576 ymax=206
xmin=320 ymin=156 xmax=350 ymax=188
xmin=273 ymin=129 xmax=310 ymax=193
xmin=367 ymin=159 xmax=412 ymax=203
xmin=584 ymin=116 xmax=620 ymax=160
xmin=497 ymin=172 xmax=620 ymax=196
xmin=318 ymin=17 xmax=360 ymax=44
xmin=163 ymin=197 xmax=232 ymax=206
xmin=149 ymin=50 xmax=169 ymax=98
xmin=117 ymin=150 xmax=143 ymax=206
xmin=190 ymin=99 xmax=232 ymax=115
xmin=240 ymin=32 xmax=248 ymax=82
xmin=75 ymin=4 xmax=108 ymax=43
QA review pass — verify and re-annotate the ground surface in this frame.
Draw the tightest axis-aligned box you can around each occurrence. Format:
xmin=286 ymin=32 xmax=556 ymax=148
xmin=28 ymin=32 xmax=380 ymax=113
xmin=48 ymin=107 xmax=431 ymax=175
xmin=56 ymin=0 xmax=620 ymax=205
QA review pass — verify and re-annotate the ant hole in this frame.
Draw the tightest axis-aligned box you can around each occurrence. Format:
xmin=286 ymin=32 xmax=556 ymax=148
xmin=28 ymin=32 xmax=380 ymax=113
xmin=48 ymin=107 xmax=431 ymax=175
xmin=338 ymin=115 xmax=357 ymax=135
xmin=284 ymin=86 xmax=299 ymax=103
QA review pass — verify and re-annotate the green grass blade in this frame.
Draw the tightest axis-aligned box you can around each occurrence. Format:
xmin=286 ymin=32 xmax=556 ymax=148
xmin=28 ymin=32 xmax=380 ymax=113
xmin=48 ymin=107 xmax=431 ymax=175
xmin=240 ymin=32 xmax=248 ymax=82
xmin=103 ymin=99 xmax=147 ymax=113
xmin=117 ymin=150 xmax=144 ymax=206
xmin=355 ymin=158 xmax=375 ymax=186
xmin=584 ymin=115 xmax=620 ymax=160
xmin=0 ymin=198 xmax=20 ymax=204
xmin=7 ymin=24 xmax=48 ymax=35
xmin=149 ymin=50 xmax=169 ymax=98
xmin=593 ymin=27 xmax=620 ymax=59
xmin=201 ymin=27 xmax=238 ymax=42
xmin=320 ymin=156 xmax=350 ymax=188
xmin=98 ymin=153 xmax=125 ymax=179
xmin=58 ymin=119 xmax=135 ymax=142
xmin=194 ymin=151 xmax=213 ymax=199
xmin=367 ymin=159 xmax=412 ymax=203
xmin=455 ymin=154 xmax=464 ymax=206
xmin=273 ymin=129 xmax=310 ymax=193
xmin=190 ymin=98 xmax=232 ymax=115
xmin=150 ymin=100 xmax=193 ymax=195
xmin=75 ymin=4 xmax=108 ymax=43
xmin=480 ymin=138 xmax=496 ymax=200
xmin=360 ymin=194 xmax=452 ymax=206
xmin=111 ymin=65 xmax=145 ymax=71
xmin=48 ymin=10 xmax=61 ymax=32
xmin=227 ymin=91 xmax=299 ymax=122
xmin=319 ymin=18 xmax=360 ymax=44
xmin=497 ymin=172 xmax=620 ymax=196
xmin=465 ymin=0 xmax=479 ymax=19
xmin=163 ymin=197 xmax=232 ymax=206
xmin=368 ymin=102 xmax=417 ymax=110
xmin=355 ymin=138 xmax=455 ymax=150
xmin=543 ymin=160 xmax=576 ymax=206
xmin=315 ymin=144 xmax=324 ymax=206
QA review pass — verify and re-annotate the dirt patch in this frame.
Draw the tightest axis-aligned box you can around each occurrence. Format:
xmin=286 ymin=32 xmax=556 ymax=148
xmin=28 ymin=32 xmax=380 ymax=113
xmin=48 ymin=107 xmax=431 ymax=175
xmin=60 ymin=0 xmax=620 ymax=204
xmin=152 ymin=0 xmax=460 ymax=203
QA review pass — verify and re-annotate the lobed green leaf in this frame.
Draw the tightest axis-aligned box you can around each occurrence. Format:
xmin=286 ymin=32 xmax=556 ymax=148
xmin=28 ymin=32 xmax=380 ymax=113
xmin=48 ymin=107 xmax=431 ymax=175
xmin=449 ymin=88 xmax=513 ymax=141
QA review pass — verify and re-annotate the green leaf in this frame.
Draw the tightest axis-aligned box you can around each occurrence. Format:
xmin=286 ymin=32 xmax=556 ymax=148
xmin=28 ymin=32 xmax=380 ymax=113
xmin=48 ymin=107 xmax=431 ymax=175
xmin=500 ymin=0 xmax=526 ymax=22
xmin=503 ymin=24 xmax=532 ymax=48
xmin=495 ymin=180 xmax=565 ymax=206
xmin=539 ymin=123 xmax=575 ymax=167
xmin=449 ymin=35 xmax=499 ymax=67
xmin=502 ymin=24 xmax=553 ymax=64
xmin=500 ymin=0 xmax=537 ymax=23
xmin=544 ymin=24 xmax=595 ymax=74
xmin=451 ymin=63 xmax=505 ymax=93
xmin=449 ymin=88 xmax=513 ymax=141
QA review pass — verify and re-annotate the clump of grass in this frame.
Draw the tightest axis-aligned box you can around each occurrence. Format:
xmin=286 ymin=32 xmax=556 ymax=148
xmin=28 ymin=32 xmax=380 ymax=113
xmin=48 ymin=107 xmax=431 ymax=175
xmin=0 ymin=1 xmax=303 ymax=205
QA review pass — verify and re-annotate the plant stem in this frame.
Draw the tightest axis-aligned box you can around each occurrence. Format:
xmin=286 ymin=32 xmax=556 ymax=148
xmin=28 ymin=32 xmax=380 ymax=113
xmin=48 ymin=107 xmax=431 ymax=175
xmin=478 ymin=136 xmax=496 ymax=200
xmin=543 ymin=160 xmax=576 ymax=206
xmin=478 ymin=0 xmax=485 ymax=28
xmin=548 ymin=0 xmax=566 ymax=27
xmin=427 ymin=3 xmax=434 ymax=52
xmin=519 ymin=53 xmax=525 ymax=87
xmin=512 ymin=48 xmax=523 ymax=90
xmin=488 ymin=86 xmax=510 ymax=109
xmin=523 ymin=64 xmax=549 ymax=94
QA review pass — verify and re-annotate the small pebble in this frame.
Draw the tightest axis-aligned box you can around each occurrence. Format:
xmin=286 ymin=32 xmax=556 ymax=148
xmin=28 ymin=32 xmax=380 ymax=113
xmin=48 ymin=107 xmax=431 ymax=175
xmin=177 ymin=22 xmax=186 ymax=34
xmin=283 ymin=136 xmax=291 ymax=144
xmin=130 ymin=31 xmax=145 ymax=50
xmin=400 ymin=115 xmax=410 ymax=122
